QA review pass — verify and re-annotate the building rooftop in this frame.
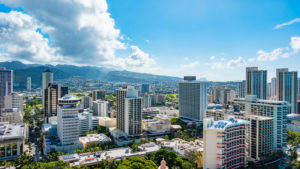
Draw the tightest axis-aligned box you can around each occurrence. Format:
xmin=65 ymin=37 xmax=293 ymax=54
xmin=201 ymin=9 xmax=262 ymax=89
xmin=79 ymin=134 xmax=111 ymax=144
xmin=205 ymin=117 xmax=249 ymax=130
xmin=0 ymin=122 xmax=26 ymax=141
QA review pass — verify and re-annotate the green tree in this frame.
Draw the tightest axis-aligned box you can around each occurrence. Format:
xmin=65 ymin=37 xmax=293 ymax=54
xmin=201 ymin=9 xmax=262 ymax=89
xmin=150 ymin=149 xmax=183 ymax=168
xmin=118 ymin=156 xmax=157 ymax=169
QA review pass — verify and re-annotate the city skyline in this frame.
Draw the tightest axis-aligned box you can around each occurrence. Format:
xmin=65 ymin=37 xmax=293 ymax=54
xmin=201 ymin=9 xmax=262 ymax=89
xmin=0 ymin=0 xmax=299 ymax=81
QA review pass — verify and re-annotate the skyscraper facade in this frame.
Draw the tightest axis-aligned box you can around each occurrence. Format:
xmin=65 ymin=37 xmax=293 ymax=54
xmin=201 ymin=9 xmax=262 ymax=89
xmin=179 ymin=76 xmax=207 ymax=122
xmin=141 ymin=84 xmax=150 ymax=93
xmin=271 ymin=77 xmax=276 ymax=97
xmin=57 ymin=95 xmax=80 ymax=145
xmin=27 ymin=77 xmax=31 ymax=90
xmin=92 ymin=90 xmax=106 ymax=101
xmin=238 ymin=80 xmax=246 ymax=98
xmin=44 ymin=83 xmax=69 ymax=118
xmin=246 ymin=67 xmax=267 ymax=99
xmin=203 ymin=117 xmax=249 ymax=169
xmin=0 ymin=68 xmax=13 ymax=111
xmin=116 ymin=86 xmax=142 ymax=136
xmin=276 ymin=68 xmax=298 ymax=114
xmin=42 ymin=69 xmax=53 ymax=111
xmin=233 ymin=95 xmax=289 ymax=150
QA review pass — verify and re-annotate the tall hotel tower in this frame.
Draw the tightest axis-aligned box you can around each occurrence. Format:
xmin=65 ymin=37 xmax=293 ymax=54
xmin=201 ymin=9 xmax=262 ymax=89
xmin=0 ymin=68 xmax=13 ymax=111
xmin=116 ymin=86 xmax=142 ymax=136
xmin=179 ymin=76 xmax=207 ymax=123
xmin=276 ymin=68 xmax=298 ymax=114
xmin=246 ymin=67 xmax=267 ymax=99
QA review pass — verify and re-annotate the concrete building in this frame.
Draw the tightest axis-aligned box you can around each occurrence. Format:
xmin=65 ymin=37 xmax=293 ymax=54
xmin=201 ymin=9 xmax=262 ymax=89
xmin=79 ymin=134 xmax=111 ymax=148
xmin=142 ymin=93 xmax=151 ymax=108
xmin=0 ymin=68 xmax=13 ymax=112
xmin=92 ymin=100 xmax=108 ymax=117
xmin=26 ymin=77 xmax=31 ymax=91
xmin=57 ymin=95 xmax=80 ymax=146
xmin=42 ymin=69 xmax=53 ymax=112
xmin=233 ymin=95 xmax=289 ymax=150
xmin=0 ymin=122 xmax=26 ymax=161
xmin=203 ymin=117 xmax=249 ymax=169
xmin=44 ymin=83 xmax=69 ymax=118
xmin=4 ymin=93 xmax=23 ymax=110
xmin=157 ymin=94 xmax=166 ymax=105
xmin=116 ymin=86 xmax=142 ymax=136
xmin=239 ymin=80 xmax=246 ymax=98
xmin=0 ymin=108 xmax=23 ymax=124
xmin=141 ymin=84 xmax=150 ymax=93
xmin=142 ymin=114 xmax=171 ymax=134
xmin=81 ymin=96 xmax=91 ymax=109
xmin=98 ymin=117 xmax=116 ymax=128
xmin=246 ymin=67 xmax=267 ymax=99
xmin=276 ymin=68 xmax=298 ymax=114
xmin=271 ymin=77 xmax=276 ymax=97
xmin=179 ymin=76 xmax=207 ymax=122
xmin=78 ymin=110 xmax=99 ymax=136
xmin=92 ymin=90 xmax=105 ymax=101
xmin=249 ymin=115 xmax=273 ymax=160
xmin=298 ymin=78 xmax=300 ymax=95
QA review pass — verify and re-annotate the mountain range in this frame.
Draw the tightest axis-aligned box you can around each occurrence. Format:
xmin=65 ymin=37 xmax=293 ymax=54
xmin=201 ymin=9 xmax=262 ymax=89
xmin=0 ymin=61 xmax=182 ymax=89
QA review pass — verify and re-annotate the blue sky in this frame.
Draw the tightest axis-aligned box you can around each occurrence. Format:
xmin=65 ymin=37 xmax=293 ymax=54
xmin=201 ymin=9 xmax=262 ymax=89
xmin=0 ymin=0 xmax=300 ymax=81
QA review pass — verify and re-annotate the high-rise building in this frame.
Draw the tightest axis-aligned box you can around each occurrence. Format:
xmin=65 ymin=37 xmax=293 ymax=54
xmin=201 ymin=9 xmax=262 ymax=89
xmin=42 ymin=69 xmax=53 ymax=111
xmin=44 ymin=83 xmax=69 ymax=118
xmin=81 ymin=96 xmax=91 ymax=109
xmin=57 ymin=95 xmax=80 ymax=145
xmin=42 ymin=69 xmax=53 ymax=90
xmin=26 ymin=77 xmax=31 ymax=91
xmin=4 ymin=93 xmax=23 ymax=110
xmin=116 ymin=86 xmax=142 ymax=136
xmin=249 ymin=115 xmax=273 ymax=160
xmin=179 ymin=76 xmax=207 ymax=122
xmin=276 ymin=68 xmax=298 ymax=114
xmin=92 ymin=100 xmax=108 ymax=117
xmin=0 ymin=68 xmax=13 ymax=111
xmin=238 ymin=80 xmax=246 ymax=98
xmin=142 ymin=93 xmax=151 ymax=108
xmin=92 ymin=90 xmax=106 ymax=101
xmin=298 ymin=78 xmax=300 ymax=95
xmin=271 ymin=77 xmax=276 ymax=97
xmin=233 ymin=95 xmax=289 ymax=150
xmin=203 ymin=117 xmax=249 ymax=169
xmin=141 ymin=84 xmax=150 ymax=93
xmin=212 ymin=87 xmax=224 ymax=104
xmin=246 ymin=67 xmax=267 ymax=99
xmin=78 ymin=110 xmax=99 ymax=136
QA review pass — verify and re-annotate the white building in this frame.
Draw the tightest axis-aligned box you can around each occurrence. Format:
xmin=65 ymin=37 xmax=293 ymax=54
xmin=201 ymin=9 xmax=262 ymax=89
xmin=142 ymin=114 xmax=171 ymax=134
xmin=78 ymin=110 xmax=99 ymax=135
xmin=233 ymin=95 xmax=289 ymax=150
xmin=79 ymin=134 xmax=111 ymax=148
xmin=271 ymin=77 xmax=276 ymax=97
xmin=203 ymin=117 xmax=249 ymax=169
xmin=92 ymin=100 xmax=108 ymax=117
xmin=57 ymin=95 xmax=80 ymax=146
xmin=0 ymin=108 xmax=23 ymax=124
xmin=0 ymin=122 xmax=27 ymax=161
xmin=179 ymin=76 xmax=207 ymax=123
xmin=98 ymin=117 xmax=116 ymax=128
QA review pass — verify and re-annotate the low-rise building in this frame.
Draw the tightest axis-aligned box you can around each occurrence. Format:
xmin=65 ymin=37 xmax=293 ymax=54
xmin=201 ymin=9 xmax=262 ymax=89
xmin=0 ymin=122 xmax=27 ymax=161
xmin=160 ymin=138 xmax=203 ymax=159
xmin=142 ymin=114 xmax=171 ymax=135
xmin=0 ymin=108 xmax=23 ymax=124
xmin=98 ymin=117 xmax=116 ymax=128
xmin=79 ymin=134 xmax=111 ymax=148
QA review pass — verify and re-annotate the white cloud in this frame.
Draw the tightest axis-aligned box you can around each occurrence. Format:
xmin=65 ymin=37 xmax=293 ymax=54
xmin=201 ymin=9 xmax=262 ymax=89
xmin=1 ymin=0 xmax=156 ymax=72
xmin=145 ymin=39 xmax=150 ymax=43
xmin=184 ymin=57 xmax=189 ymax=61
xmin=248 ymin=58 xmax=255 ymax=62
xmin=291 ymin=36 xmax=300 ymax=52
xmin=210 ymin=55 xmax=215 ymax=60
xmin=226 ymin=57 xmax=246 ymax=69
xmin=211 ymin=62 xmax=223 ymax=69
xmin=0 ymin=11 xmax=63 ymax=64
xmin=257 ymin=48 xmax=289 ymax=61
xmin=180 ymin=61 xmax=199 ymax=69
xmin=275 ymin=18 xmax=300 ymax=29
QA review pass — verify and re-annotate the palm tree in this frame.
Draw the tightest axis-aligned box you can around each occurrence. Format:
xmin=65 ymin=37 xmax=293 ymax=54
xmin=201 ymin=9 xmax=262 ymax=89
xmin=191 ymin=151 xmax=203 ymax=168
